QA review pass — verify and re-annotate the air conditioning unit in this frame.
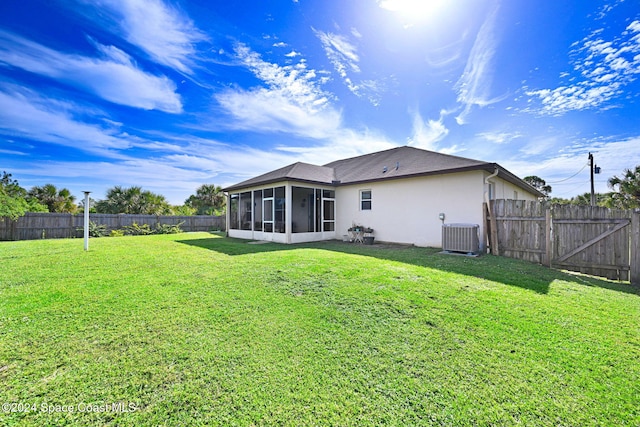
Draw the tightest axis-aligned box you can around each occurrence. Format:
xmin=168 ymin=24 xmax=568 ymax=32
xmin=442 ymin=223 xmax=479 ymax=254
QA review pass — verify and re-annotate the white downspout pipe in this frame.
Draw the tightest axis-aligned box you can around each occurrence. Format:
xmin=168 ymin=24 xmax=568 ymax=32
xmin=484 ymin=167 xmax=499 ymax=206
xmin=484 ymin=168 xmax=499 ymax=253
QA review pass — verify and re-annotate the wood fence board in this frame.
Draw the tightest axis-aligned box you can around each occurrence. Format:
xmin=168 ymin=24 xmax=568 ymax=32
xmin=632 ymin=211 xmax=640 ymax=286
xmin=551 ymin=204 xmax=631 ymax=280
xmin=488 ymin=200 xmax=636 ymax=282
xmin=491 ymin=199 xmax=547 ymax=264
xmin=0 ymin=213 xmax=225 ymax=241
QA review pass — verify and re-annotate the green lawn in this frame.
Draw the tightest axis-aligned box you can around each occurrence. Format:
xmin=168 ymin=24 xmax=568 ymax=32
xmin=1 ymin=233 xmax=639 ymax=426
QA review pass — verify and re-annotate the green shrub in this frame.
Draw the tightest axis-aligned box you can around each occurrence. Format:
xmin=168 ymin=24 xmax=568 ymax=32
xmin=113 ymin=221 xmax=185 ymax=236
xmin=76 ymin=221 xmax=107 ymax=237
xmin=154 ymin=221 xmax=184 ymax=234
xmin=123 ymin=222 xmax=153 ymax=236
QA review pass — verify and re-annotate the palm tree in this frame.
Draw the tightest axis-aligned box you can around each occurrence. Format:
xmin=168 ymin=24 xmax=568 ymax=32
xmin=185 ymin=184 xmax=226 ymax=215
xmin=28 ymin=184 xmax=77 ymax=213
xmin=95 ymin=186 xmax=171 ymax=214
xmin=608 ymin=166 xmax=640 ymax=209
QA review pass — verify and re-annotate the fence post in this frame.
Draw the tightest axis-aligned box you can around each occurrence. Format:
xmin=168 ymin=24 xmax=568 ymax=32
xmin=489 ymin=200 xmax=499 ymax=256
xmin=631 ymin=210 xmax=640 ymax=287
xmin=482 ymin=203 xmax=489 ymax=253
xmin=545 ymin=207 xmax=552 ymax=267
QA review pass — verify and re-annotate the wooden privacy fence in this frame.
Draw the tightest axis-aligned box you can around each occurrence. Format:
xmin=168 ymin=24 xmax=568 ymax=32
xmin=485 ymin=199 xmax=639 ymax=285
xmin=0 ymin=213 xmax=225 ymax=241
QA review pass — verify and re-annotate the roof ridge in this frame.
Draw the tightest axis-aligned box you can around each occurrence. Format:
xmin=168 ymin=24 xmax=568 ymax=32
xmin=323 ymin=146 xmax=406 ymax=166
xmin=323 ymin=145 xmax=492 ymax=167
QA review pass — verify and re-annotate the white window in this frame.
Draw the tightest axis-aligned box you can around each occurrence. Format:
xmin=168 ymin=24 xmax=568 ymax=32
xmin=360 ymin=190 xmax=372 ymax=210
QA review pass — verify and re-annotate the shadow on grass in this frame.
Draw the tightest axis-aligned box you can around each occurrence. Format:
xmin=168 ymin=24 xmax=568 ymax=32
xmin=176 ymin=235 xmax=639 ymax=296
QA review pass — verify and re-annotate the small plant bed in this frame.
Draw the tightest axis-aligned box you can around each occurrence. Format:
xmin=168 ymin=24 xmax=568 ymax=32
xmin=79 ymin=221 xmax=185 ymax=237
xmin=0 ymin=233 xmax=638 ymax=425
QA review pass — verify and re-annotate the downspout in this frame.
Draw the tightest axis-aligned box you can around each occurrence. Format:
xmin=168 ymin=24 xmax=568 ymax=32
xmin=484 ymin=167 xmax=499 ymax=253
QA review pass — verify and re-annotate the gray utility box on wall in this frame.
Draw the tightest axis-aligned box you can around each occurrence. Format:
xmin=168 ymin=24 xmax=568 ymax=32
xmin=442 ymin=223 xmax=479 ymax=254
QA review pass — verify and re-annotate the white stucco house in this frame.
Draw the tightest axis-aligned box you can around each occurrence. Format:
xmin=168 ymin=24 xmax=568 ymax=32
xmin=223 ymin=146 xmax=542 ymax=249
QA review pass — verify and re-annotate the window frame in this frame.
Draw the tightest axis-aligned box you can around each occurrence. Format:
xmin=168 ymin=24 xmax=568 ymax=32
xmin=360 ymin=189 xmax=372 ymax=211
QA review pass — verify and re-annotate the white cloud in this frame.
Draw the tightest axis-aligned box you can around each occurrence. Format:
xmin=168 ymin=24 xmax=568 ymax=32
xmin=10 ymin=158 xmax=216 ymax=204
xmin=91 ymin=0 xmax=206 ymax=74
xmin=274 ymin=128 xmax=397 ymax=165
xmin=525 ymin=19 xmax=640 ymax=115
xmin=494 ymin=136 xmax=640 ymax=198
xmin=313 ymin=28 xmax=386 ymax=105
xmin=407 ymin=110 xmax=449 ymax=150
xmin=314 ymin=29 xmax=361 ymax=76
xmin=628 ymin=20 xmax=640 ymax=33
xmin=454 ymin=4 xmax=501 ymax=124
xmin=0 ymin=148 xmax=28 ymax=156
xmin=476 ymin=131 xmax=523 ymax=144
xmin=215 ymin=43 xmax=341 ymax=139
xmin=519 ymin=136 xmax=560 ymax=156
xmin=285 ymin=50 xmax=300 ymax=57
xmin=0 ymin=30 xmax=182 ymax=113
xmin=217 ymin=88 xmax=342 ymax=139
xmin=0 ymin=86 xmax=134 ymax=157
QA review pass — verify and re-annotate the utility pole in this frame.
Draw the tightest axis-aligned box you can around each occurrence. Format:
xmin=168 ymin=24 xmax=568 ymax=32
xmin=588 ymin=153 xmax=601 ymax=207
xmin=589 ymin=152 xmax=595 ymax=207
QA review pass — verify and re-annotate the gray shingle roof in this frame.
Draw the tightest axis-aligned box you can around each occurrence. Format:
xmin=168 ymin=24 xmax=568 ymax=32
xmin=325 ymin=146 xmax=490 ymax=184
xmin=224 ymin=162 xmax=335 ymax=191
xmin=224 ymin=146 xmax=543 ymax=197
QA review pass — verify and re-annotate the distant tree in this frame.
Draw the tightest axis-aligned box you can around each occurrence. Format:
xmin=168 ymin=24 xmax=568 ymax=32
xmin=566 ymin=192 xmax=610 ymax=206
xmin=139 ymin=191 xmax=172 ymax=215
xmin=547 ymin=197 xmax=571 ymax=205
xmin=523 ymin=176 xmax=552 ymax=198
xmin=185 ymin=184 xmax=226 ymax=215
xmin=77 ymin=197 xmax=97 ymax=213
xmin=0 ymin=171 xmax=47 ymax=219
xmin=1 ymin=171 xmax=23 ymax=197
xmin=607 ymin=165 xmax=640 ymax=209
xmin=171 ymin=205 xmax=197 ymax=216
xmin=28 ymin=184 xmax=77 ymax=213
xmin=95 ymin=186 xmax=172 ymax=215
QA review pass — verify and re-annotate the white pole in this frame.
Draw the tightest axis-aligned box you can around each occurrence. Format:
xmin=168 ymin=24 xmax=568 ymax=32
xmin=83 ymin=191 xmax=91 ymax=251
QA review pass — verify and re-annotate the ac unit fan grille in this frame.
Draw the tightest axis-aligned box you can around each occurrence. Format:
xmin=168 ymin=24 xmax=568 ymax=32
xmin=442 ymin=224 xmax=479 ymax=254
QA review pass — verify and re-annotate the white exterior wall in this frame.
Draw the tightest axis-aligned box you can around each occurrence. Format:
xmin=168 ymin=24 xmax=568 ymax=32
xmin=335 ymin=171 xmax=487 ymax=248
xmin=334 ymin=171 xmax=538 ymax=248
xmin=489 ymin=174 xmax=538 ymax=201
xmin=227 ymin=171 xmax=538 ymax=247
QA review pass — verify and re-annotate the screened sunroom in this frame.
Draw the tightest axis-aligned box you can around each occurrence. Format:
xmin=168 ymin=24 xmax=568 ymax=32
xmin=226 ymin=183 xmax=337 ymax=243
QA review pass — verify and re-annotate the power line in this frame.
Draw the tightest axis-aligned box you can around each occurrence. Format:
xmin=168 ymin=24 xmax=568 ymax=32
xmin=552 ymin=180 xmax=590 ymax=198
xmin=547 ymin=162 xmax=588 ymax=184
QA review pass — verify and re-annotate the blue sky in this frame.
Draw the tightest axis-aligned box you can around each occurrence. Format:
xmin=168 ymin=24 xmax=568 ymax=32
xmin=1 ymin=0 xmax=640 ymax=204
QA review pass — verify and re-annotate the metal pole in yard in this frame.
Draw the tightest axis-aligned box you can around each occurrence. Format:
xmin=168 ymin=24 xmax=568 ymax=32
xmin=83 ymin=191 xmax=91 ymax=251
xmin=631 ymin=209 xmax=640 ymax=287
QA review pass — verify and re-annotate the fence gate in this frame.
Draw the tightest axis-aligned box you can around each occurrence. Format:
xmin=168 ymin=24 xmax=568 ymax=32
xmin=551 ymin=204 xmax=631 ymax=281
xmin=486 ymin=200 xmax=639 ymax=284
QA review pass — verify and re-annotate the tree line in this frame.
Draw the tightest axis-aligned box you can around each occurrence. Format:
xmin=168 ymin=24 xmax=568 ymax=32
xmin=2 ymin=165 xmax=638 ymax=220
xmin=0 ymin=171 xmax=226 ymax=219
xmin=524 ymin=165 xmax=640 ymax=209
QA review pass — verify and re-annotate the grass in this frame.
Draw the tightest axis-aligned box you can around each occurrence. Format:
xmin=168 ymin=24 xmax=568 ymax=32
xmin=0 ymin=232 xmax=639 ymax=426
